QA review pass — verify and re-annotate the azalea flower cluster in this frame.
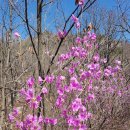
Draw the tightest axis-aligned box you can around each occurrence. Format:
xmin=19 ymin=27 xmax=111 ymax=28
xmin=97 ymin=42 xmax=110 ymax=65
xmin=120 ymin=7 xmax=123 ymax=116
xmin=8 ymin=76 xmax=58 ymax=129
xmin=9 ymin=110 xmax=57 ymax=130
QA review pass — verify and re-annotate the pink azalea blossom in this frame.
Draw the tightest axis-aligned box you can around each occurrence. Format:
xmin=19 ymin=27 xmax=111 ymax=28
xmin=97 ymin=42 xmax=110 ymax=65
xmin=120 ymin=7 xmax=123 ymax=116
xmin=80 ymin=71 xmax=91 ymax=81
xmin=104 ymin=68 xmax=112 ymax=77
xmin=38 ymin=76 xmax=43 ymax=85
xmin=79 ymin=124 xmax=88 ymax=130
xmin=78 ymin=0 xmax=85 ymax=6
xmin=49 ymin=118 xmax=57 ymax=125
xmin=55 ymin=96 xmax=65 ymax=107
xmin=71 ymin=98 xmax=82 ymax=112
xmin=93 ymin=54 xmax=100 ymax=62
xmin=8 ymin=113 xmax=15 ymax=122
xmin=75 ymin=21 xmax=80 ymax=29
xmin=57 ymin=30 xmax=66 ymax=39
xmin=115 ymin=60 xmax=121 ymax=65
xmin=16 ymin=121 xmax=24 ymax=129
xmin=42 ymin=87 xmax=48 ymax=94
xmin=8 ymin=107 xmax=20 ymax=122
xmin=75 ymin=37 xmax=82 ymax=44
xmin=101 ymin=58 xmax=107 ymax=63
xmin=72 ymin=14 xmax=79 ymax=23
xmin=58 ymin=75 xmax=65 ymax=81
xmin=12 ymin=107 xmax=20 ymax=117
xmin=58 ymin=53 xmax=71 ymax=62
xmin=27 ymin=77 xmax=35 ymax=88
xmin=118 ymin=90 xmax=122 ymax=97
xmin=91 ymin=33 xmax=96 ymax=40
xmin=57 ymin=87 xmax=64 ymax=96
xmin=87 ymin=85 xmax=93 ymax=91
xmin=72 ymin=14 xmax=81 ymax=29
xmin=45 ymin=75 xmax=54 ymax=83
xmin=67 ymin=116 xmax=75 ymax=126
xmin=14 ymin=32 xmax=20 ymax=38
xmin=44 ymin=118 xmax=57 ymax=125
xmin=64 ymin=85 xmax=71 ymax=93
xmin=70 ymin=77 xmax=82 ymax=91
xmin=87 ymin=93 xmax=95 ymax=101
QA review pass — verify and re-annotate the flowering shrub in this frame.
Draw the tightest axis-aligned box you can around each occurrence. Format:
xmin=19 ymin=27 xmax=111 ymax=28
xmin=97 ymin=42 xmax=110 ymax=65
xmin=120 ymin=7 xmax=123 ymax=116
xmin=9 ymin=14 xmax=130 ymax=130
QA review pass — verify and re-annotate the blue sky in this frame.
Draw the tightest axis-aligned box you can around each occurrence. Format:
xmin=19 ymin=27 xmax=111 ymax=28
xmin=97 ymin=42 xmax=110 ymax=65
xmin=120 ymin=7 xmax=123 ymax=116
xmin=0 ymin=0 xmax=129 ymax=40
